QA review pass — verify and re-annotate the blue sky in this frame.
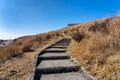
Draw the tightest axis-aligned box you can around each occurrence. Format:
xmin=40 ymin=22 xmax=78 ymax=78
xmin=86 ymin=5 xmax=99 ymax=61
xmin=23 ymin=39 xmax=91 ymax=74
xmin=0 ymin=0 xmax=120 ymax=39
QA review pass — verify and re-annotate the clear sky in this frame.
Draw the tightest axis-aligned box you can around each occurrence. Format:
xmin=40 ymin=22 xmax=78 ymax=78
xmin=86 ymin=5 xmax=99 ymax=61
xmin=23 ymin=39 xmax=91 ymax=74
xmin=0 ymin=0 xmax=120 ymax=39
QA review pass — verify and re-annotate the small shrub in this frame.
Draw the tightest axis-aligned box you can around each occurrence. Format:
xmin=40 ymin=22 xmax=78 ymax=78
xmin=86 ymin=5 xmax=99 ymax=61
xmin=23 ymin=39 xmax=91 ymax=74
xmin=72 ymin=32 xmax=84 ymax=42
xmin=56 ymin=32 xmax=60 ymax=37
xmin=64 ymin=31 xmax=67 ymax=35
xmin=46 ymin=34 xmax=51 ymax=40
xmin=21 ymin=43 xmax=33 ymax=52
xmin=11 ymin=52 xmax=22 ymax=58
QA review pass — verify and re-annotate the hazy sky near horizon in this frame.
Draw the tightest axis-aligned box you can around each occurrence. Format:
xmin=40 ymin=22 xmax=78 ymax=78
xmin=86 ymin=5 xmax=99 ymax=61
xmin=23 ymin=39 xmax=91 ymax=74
xmin=0 ymin=0 xmax=120 ymax=39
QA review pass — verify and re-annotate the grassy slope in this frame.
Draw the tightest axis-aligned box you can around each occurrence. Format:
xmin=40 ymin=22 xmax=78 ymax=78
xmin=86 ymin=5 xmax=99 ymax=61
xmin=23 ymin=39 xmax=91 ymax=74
xmin=0 ymin=32 xmax=61 ymax=63
xmin=0 ymin=16 xmax=120 ymax=79
xmin=68 ymin=16 xmax=120 ymax=80
xmin=0 ymin=38 xmax=60 ymax=79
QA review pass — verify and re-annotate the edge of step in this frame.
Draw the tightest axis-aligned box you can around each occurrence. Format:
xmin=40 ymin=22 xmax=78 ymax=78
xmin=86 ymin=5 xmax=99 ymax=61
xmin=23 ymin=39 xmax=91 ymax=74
xmin=38 ymin=56 xmax=70 ymax=60
xmin=36 ymin=66 xmax=80 ymax=74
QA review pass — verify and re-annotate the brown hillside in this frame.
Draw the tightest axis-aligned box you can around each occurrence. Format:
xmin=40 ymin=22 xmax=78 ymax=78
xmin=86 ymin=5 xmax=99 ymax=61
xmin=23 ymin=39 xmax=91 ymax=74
xmin=0 ymin=16 xmax=120 ymax=79
xmin=68 ymin=16 xmax=120 ymax=80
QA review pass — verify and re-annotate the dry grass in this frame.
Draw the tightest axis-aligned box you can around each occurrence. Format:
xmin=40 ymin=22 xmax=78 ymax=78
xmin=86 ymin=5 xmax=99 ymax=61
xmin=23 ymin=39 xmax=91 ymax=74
xmin=68 ymin=16 xmax=120 ymax=80
xmin=0 ymin=38 xmax=59 ymax=79
xmin=0 ymin=31 xmax=62 ymax=64
xmin=1 ymin=16 xmax=120 ymax=79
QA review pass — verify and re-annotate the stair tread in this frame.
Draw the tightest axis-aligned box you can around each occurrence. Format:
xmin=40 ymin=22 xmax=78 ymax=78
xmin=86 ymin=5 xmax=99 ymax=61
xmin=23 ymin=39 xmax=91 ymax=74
xmin=37 ymin=59 xmax=77 ymax=69
xmin=46 ymin=48 xmax=67 ymax=50
xmin=50 ymin=46 xmax=67 ymax=48
xmin=45 ymin=49 xmax=66 ymax=52
xmin=40 ymin=72 xmax=87 ymax=80
xmin=39 ymin=53 xmax=69 ymax=57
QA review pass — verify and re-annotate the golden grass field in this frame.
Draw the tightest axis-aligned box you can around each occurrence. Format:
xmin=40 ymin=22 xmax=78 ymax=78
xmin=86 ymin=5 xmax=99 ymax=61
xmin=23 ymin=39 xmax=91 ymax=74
xmin=68 ymin=16 xmax=120 ymax=80
xmin=0 ymin=16 xmax=120 ymax=79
